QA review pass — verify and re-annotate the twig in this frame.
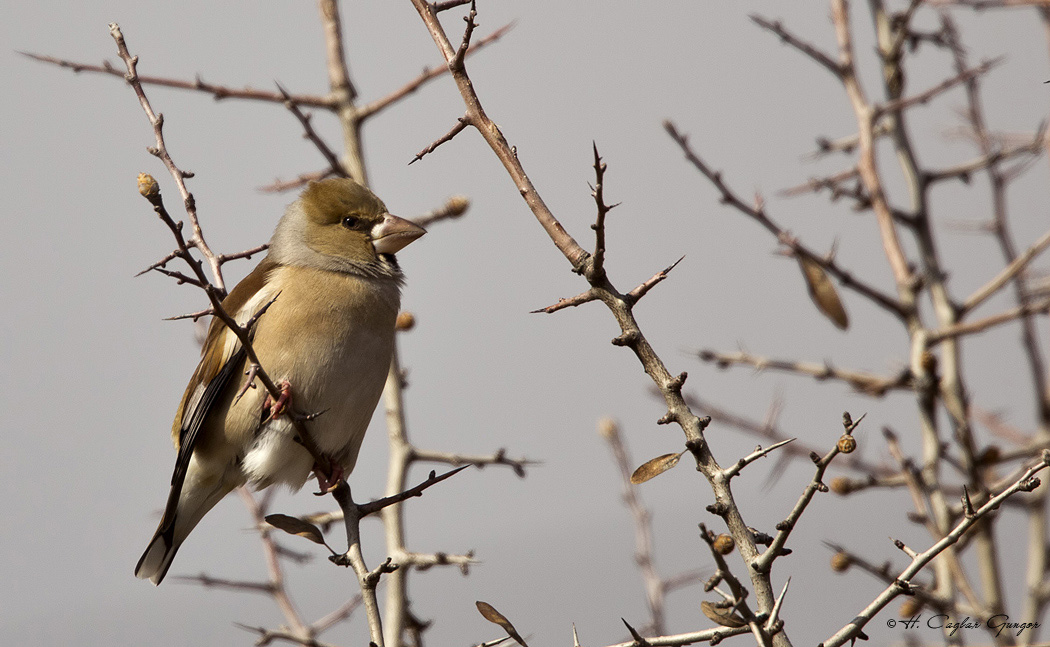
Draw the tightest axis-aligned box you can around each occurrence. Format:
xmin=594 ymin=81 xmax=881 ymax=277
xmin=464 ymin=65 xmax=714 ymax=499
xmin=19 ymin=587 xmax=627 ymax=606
xmin=600 ymin=419 xmax=667 ymax=634
xmin=723 ymin=439 xmax=797 ymax=481
xmin=19 ymin=51 xmax=335 ymax=108
xmin=530 ymin=288 xmax=599 ymax=314
xmin=410 ymin=117 xmax=469 ymax=164
xmin=405 ymin=1 xmax=824 ymax=640
xmin=663 ymin=121 xmax=909 ymax=320
xmin=752 ymin=415 xmax=857 ymax=575
xmin=697 ymin=348 xmax=913 ymax=397
xmin=750 ymin=14 xmax=842 ymax=77
xmin=277 ymin=83 xmax=349 ymax=179
xmin=358 ymin=23 xmax=514 ymax=121
xmin=411 ymin=447 xmax=535 ymax=478
xmin=413 ymin=195 xmax=471 ymax=228
xmin=874 ymin=58 xmax=1002 ymax=117
xmin=820 ymin=453 xmax=1050 ymax=647
xmin=928 ymin=296 xmax=1050 ymax=343
xmin=962 ymin=226 xmax=1050 ymax=314
xmin=109 ymin=24 xmax=226 ymax=294
xmin=260 ymin=170 xmax=332 ymax=193
xmin=625 ymin=257 xmax=685 ymax=305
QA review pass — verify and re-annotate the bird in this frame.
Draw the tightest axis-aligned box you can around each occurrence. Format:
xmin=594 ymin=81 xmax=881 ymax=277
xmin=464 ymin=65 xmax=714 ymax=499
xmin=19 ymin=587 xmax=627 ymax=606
xmin=135 ymin=178 xmax=425 ymax=585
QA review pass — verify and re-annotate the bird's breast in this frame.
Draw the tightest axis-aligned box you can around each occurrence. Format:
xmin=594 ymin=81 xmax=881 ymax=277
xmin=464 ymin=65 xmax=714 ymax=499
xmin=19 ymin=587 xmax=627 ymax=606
xmin=235 ymin=264 xmax=401 ymax=487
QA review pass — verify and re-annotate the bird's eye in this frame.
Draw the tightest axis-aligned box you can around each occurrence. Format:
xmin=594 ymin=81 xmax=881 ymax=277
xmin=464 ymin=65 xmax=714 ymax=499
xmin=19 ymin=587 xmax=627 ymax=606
xmin=341 ymin=216 xmax=360 ymax=229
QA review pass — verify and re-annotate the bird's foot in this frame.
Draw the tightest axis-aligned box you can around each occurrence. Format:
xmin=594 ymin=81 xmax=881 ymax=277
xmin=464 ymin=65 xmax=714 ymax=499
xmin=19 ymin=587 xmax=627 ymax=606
xmin=262 ymin=380 xmax=293 ymax=422
xmin=313 ymin=458 xmax=344 ymax=495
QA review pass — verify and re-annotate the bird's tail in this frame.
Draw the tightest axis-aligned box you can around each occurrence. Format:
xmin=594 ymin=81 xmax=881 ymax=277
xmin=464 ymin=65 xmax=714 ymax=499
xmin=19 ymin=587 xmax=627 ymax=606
xmin=135 ymin=472 xmax=232 ymax=585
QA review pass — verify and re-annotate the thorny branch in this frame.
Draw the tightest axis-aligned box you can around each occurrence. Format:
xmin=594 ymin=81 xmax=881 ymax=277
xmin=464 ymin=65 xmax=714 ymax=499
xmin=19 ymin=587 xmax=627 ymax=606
xmin=407 ymin=2 xmax=792 ymax=645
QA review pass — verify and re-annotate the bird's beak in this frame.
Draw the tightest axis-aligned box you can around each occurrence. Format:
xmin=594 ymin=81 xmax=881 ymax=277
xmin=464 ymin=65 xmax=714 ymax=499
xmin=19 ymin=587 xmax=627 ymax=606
xmin=371 ymin=214 xmax=426 ymax=254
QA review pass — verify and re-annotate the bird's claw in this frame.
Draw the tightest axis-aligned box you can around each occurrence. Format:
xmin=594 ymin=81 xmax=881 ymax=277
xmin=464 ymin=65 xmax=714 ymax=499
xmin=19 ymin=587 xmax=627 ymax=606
xmin=313 ymin=459 xmax=344 ymax=495
xmin=262 ymin=380 xmax=293 ymax=423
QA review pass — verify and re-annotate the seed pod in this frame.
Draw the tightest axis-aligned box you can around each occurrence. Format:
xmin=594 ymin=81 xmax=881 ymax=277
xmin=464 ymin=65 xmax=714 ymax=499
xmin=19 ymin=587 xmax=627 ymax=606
xmin=396 ymin=311 xmax=416 ymax=331
xmin=830 ymin=551 xmax=852 ymax=572
xmin=837 ymin=434 xmax=857 ymax=454
xmin=712 ymin=534 xmax=735 ymax=555
xmin=830 ymin=476 xmax=853 ymax=495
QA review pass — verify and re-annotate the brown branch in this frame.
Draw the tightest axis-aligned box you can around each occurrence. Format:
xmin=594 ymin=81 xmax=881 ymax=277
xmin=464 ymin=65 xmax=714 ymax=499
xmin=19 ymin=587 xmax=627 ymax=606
xmin=874 ymin=58 xmax=1002 ymax=118
xmin=821 ymin=453 xmax=1050 ymax=647
xmin=530 ymin=288 xmax=600 ymax=314
xmin=411 ymin=447 xmax=535 ymax=478
xmin=277 ymin=83 xmax=349 ymax=179
xmin=752 ymin=415 xmax=858 ymax=574
xmin=829 ymin=1 xmax=914 ymax=297
xmin=722 ymin=438 xmax=797 ymax=481
xmin=163 ymin=307 xmax=215 ymax=322
xmin=408 ymin=1 xmax=590 ymax=272
xmin=600 ymin=419 xmax=668 ymax=635
xmin=778 ymin=167 xmax=859 ymax=197
xmin=590 ymin=143 xmax=615 ymax=281
xmin=664 ymin=121 xmax=909 ymax=320
xmin=750 ymin=14 xmax=842 ymax=77
xmin=625 ymin=257 xmax=685 ymax=305
xmin=109 ymin=24 xmax=227 ymax=294
xmin=20 ymin=51 xmax=335 ymax=108
xmin=412 ymin=195 xmax=471 ymax=228
xmin=928 ymin=296 xmax=1050 ymax=343
xmin=407 ymin=0 xmax=786 ymax=635
xmin=409 ymin=117 xmax=469 ymax=164
xmin=259 ymin=170 xmax=331 ymax=193
xmin=317 ymin=0 xmax=366 ymax=185
xmin=680 ymin=392 xmax=891 ymax=478
xmin=358 ymin=23 xmax=514 ymax=121
xmin=358 ymin=465 xmax=471 ymax=516
xmin=431 ymin=0 xmax=473 ymax=11
xmin=925 ymin=129 xmax=1047 ymax=185
xmin=217 ymin=243 xmax=270 ymax=265
xmin=697 ymin=348 xmax=914 ymax=397
xmin=239 ymin=488 xmax=312 ymax=639
xmin=171 ymin=573 xmax=274 ymax=594
xmin=962 ymin=226 xmax=1050 ymax=313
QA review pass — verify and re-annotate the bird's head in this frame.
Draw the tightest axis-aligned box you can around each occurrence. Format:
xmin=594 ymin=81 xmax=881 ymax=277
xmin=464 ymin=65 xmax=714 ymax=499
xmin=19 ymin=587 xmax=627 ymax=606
xmin=270 ymin=178 xmax=426 ymax=277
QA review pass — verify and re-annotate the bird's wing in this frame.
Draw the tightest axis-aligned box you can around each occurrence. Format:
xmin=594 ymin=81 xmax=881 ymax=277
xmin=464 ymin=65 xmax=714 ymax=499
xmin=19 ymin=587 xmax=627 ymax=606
xmin=167 ymin=258 xmax=278 ymax=488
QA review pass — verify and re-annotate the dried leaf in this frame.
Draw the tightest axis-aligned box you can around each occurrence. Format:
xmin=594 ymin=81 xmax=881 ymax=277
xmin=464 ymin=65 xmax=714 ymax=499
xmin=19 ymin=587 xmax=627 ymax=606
xmin=797 ymin=255 xmax=849 ymax=330
xmin=476 ymin=601 xmax=529 ymax=647
xmin=265 ymin=514 xmax=326 ymax=545
xmin=630 ymin=452 xmax=683 ymax=484
xmin=701 ymin=600 xmax=748 ymax=629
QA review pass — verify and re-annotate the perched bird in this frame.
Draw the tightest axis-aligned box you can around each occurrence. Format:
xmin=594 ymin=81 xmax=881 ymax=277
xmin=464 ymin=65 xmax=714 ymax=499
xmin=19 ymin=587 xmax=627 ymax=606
xmin=135 ymin=178 xmax=425 ymax=585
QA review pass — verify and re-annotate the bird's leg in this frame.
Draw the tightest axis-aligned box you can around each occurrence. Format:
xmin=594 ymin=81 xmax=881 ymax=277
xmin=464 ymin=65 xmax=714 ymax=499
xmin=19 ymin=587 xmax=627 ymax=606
xmin=262 ymin=380 xmax=293 ymax=422
xmin=313 ymin=457 xmax=344 ymax=495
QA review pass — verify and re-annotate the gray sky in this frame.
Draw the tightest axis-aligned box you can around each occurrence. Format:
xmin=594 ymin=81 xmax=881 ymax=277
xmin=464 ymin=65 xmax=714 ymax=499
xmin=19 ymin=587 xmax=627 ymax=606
xmin=3 ymin=2 xmax=1048 ymax=646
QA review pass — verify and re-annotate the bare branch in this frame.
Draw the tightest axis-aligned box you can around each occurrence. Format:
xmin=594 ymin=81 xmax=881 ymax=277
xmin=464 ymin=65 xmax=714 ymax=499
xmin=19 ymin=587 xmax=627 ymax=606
xmin=625 ymin=257 xmax=685 ymax=305
xmin=664 ymin=121 xmax=909 ymax=320
xmin=359 ymin=23 xmax=514 ymax=121
xmin=697 ymin=348 xmax=913 ymax=397
xmin=750 ymin=15 xmax=842 ymax=77
xmin=259 ymin=170 xmax=331 ymax=193
xmin=723 ymin=438 xmax=797 ymax=481
xmin=874 ymin=58 xmax=1003 ymax=118
xmin=928 ymin=296 xmax=1050 ymax=343
xmin=963 ymin=226 xmax=1050 ymax=313
xmin=821 ymin=453 xmax=1050 ymax=647
xmin=410 ymin=117 xmax=469 ymax=164
xmin=20 ymin=51 xmax=335 ymax=108
xmin=530 ymin=288 xmax=600 ymax=314
xmin=277 ymin=83 xmax=349 ymax=179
